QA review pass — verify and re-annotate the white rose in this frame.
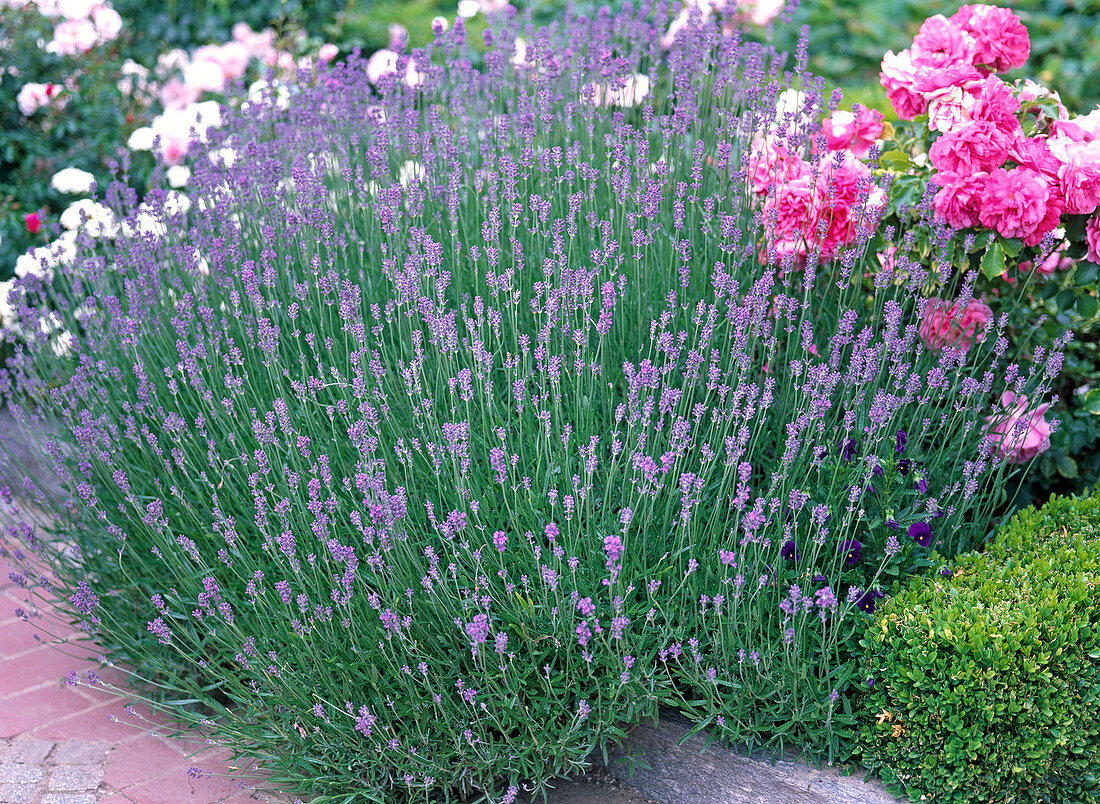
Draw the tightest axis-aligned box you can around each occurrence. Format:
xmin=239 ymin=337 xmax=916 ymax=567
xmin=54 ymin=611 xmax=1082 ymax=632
xmin=166 ymin=165 xmax=190 ymax=187
xmin=457 ymin=0 xmax=479 ymax=17
xmin=164 ymin=191 xmax=191 ymax=216
xmin=127 ymin=126 xmax=156 ymax=151
xmin=50 ymin=166 xmax=96 ymax=194
xmin=60 ymin=199 xmax=119 ymax=238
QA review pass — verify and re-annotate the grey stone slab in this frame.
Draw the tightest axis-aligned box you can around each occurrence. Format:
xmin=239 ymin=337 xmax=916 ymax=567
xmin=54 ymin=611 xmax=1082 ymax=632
xmin=602 ymin=710 xmax=901 ymax=804
xmin=0 ymin=738 xmax=54 ymax=764
xmin=0 ymin=782 xmax=38 ymax=804
xmin=50 ymin=741 xmax=109 ymax=766
xmin=40 ymin=794 xmax=96 ymax=804
xmin=0 ymin=765 xmax=42 ymax=786
xmin=47 ymin=764 xmax=103 ymax=791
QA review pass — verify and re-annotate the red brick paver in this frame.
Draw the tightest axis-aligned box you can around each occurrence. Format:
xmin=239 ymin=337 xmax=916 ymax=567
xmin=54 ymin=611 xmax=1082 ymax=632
xmin=0 ymin=565 xmax=293 ymax=804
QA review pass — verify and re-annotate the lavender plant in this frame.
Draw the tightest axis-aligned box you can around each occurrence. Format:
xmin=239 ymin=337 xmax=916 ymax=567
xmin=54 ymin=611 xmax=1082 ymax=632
xmin=0 ymin=4 xmax=1062 ymax=801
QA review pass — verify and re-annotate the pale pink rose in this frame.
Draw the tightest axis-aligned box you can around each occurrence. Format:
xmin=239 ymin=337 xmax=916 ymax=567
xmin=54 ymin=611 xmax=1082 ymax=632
xmin=821 ymin=106 xmax=884 ymax=158
xmin=91 ymin=5 xmax=121 ymax=41
xmin=45 ymin=17 xmax=99 ymax=55
xmin=1014 ymin=79 xmax=1068 ymax=121
xmin=16 ymin=82 xmax=63 ymax=116
xmin=367 ymin=49 xmax=399 ymax=84
xmin=1071 ymin=108 xmax=1100 ymax=142
xmin=978 ymin=166 xmax=1063 ymax=246
xmin=919 ymin=297 xmax=993 ymax=352
xmin=933 ymin=171 xmax=988 ymax=229
xmin=192 ymin=43 xmax=250 ymax=83
xmin=951 ymin=4 xmax=1030 ymax=73
xmin=1086 ymin=212 xmax=1100 ymax=263
xmin=879 ymin=50 xmax=926 ymax=120
xmin=231 ymin=23 xmax=276 ymax=61
xmin=56 ymin=0 xmax=98 ymax=19
xmin=928 ymin=120 xmax=1013 ymax=175
xmin=741 ymin=0 xmax=784 ymax=26
xmin=926 ymin=82 xmax=979 ymax=133
xmin=388 ymin=23 xmax=408 ymax=50
xmin=318 ymin=43 xmax=338 ymax=62
xmin=911 ymin=14 xmax=976 ymax=70
xmin=1048 ymin=136 xmax=1100 ymax=215
xmin=183 ymin=58 xmax=227 ymax=93
xmin=159 ymin=77 xmax=202 ymax=111
xmin=985 ymin=392 xmax=1051 ymax=464
xmin=910 ymin=61 xmax=982 ymax=96
xmin=748 ymin=134 xmax=807 ymax=195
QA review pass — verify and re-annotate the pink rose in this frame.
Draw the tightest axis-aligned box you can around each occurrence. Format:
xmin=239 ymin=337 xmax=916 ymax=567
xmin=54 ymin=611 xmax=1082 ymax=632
xmin=952 ymin=4 xmax=1030 ymax=73
xmin=91 ymin=5 xmax=122 ymax=41
xmin=764 ymin=175 xmax=817 ymax=263
xmin=1009 ymin=136 xmax=1061 ymax=179
xmin=318 ymin=43 xmax=339 ymax=62
xmin=748 ymin=135 xmax=807 ymax=196
xmin=16 ymin=82 xmax=63 ymax=116
xmin=1086 ymin=212 xmax=1100 ymax=263
xmin=911 ymin=14 xmax=976 ymax=70
xmin=1048 ymin=136 xmax=1100 ymax=215
xmin=879 ymin=50 xmax=926 ymax=121
xmin=919 ymin=297 xmax=993 ymax=352
xmin=1071 ymin=108 xmax=1100 ymax=143
xmin=979 ymin=166 xmax=1063 ymax=246
xmin=970 ymin=74 xmax=1021 ymax=135
xmin=159 ymin=77 xmax=202 ymax=111
xmin=926 ymin=82 xmax=979 ymax=133
xmin=985 ymin=391 xmax=1051 ymax=464
xmin=933 ymin=171 xmax=988 ymax=229
xmin=821 ymin=106 xmax=884 ymax=158
xmin=910 ymin=61 xmax=982 ymax=95
xmin=45 ymin=17 xmax=99 ymax=55
xmin=1018 ymin=241 xmax=1073 ymax=278
xmin=928 ymin=121 xmax=1013 ymax=175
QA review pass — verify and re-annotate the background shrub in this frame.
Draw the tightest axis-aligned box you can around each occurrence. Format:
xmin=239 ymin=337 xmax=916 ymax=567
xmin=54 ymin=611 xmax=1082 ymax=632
xmin=857 ymin=490 xmax=1100 ymax=803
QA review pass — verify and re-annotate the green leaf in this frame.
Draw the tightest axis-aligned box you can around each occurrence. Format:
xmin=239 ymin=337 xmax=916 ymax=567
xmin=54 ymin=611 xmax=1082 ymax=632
xmin=1000 ymin=238 xmax=1023 ymax=258
xmin=1084 ymin=389 xmax=1100 ymax=416
xmin=981 ymin=242 xmax=1006 ymax=280
xmin=1056 ymin=454 xmax=1079 ymax=479
xmin=1077 ymin=294 xmax=1099 ymax=319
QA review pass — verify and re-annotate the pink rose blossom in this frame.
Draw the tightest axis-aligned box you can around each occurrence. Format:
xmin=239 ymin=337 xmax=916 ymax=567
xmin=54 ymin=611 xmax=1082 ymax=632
xmin=919 ymin=297 xmax=993 ymax=352
xmin=91 ymin=5 xmax=121 ymax=41
xmin=318 ymin=43 xmax=338 ymax=62
xmin=1048 ymin=136 xmax=1100 ymax=215
xmin=159 ymin=77 xmax=202 ymax=111
xmin=748 ymin=135 xmax=807 ymax=195
xmin=933 ymin=171 xmax=988 ymax=229
xmin=764 ymin=175 xmax=817 ymax=263
xmin=1009 ymin=136 xmax=1061 ymax=179
xmin=985 ymin=392 xmax=1051 ymax=464
xmin=928 ymin=121 xmax=1013 ymax=175
xmin=1071 ymin=108 xmax=1100 ymax=143
xmin=740 ymin=0 xmax=784 ymax=27
xmin=952 ymin=4 xmax=1030 ymax=73
xmin=45 ymin=17 xmax=99 ymax=55
xmin=56 ymin=0 xmax=98 ymax=19
xmin=16 ymin=82 xmax=63 ymax=116
xmin=820 ymin=106 xmax=884 ymax=158
xmin=183 ymin=58 xmax=227 ymax=93
xmin=969 ymin=74 xmax=1021 ymax=135
xmin=910 ymin=61 xmax=982 ymax=95
xmin=879 ymin=50 xmax=926 ymax=121
xmin=911 ymin=14 xmax=975 ymax=70
xmin=926 ymin=82 xmax=979 ymax=133
xmin=978 ymin=166 xmax=1062 ymax=246
xmin=1086 ymin=212 xmax=1100 ymax=263
xmin=1018 ymin=241 xmax=1072 ymax=278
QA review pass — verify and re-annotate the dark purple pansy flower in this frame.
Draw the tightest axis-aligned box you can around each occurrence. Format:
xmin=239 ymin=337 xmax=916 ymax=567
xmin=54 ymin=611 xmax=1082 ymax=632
xmin=897 ymin=458 xmax=911 ymax=476
xmin=872 ymin=462 xmax=884 ymax=477
xmin=840 ymin=539 xmax=862 ymax=565
xmin=909 ymin=521 xmax=932 ymax=547
xmin=886 ymin=518 xmax=900 ymax=529
xmin=895 ymin=430 xmax=907 ymax=454
xmin=856 ymin=589 xmax=885 ymax=613
xmin=917 ymin=476 xmax=928 ymax=495
xmin=866 ymin=676 xmax=876 ymax=689
xmin=864 ymin=483 xmax=875 ymax=496
xmin=840 ymin=438 xmax=858 ymax=462
xmin=813 ymin=574 xmax=827 ymax=583
xmin=939 ymin=566 xmax=953 ymax=577
xmin=780 ymin=540 xmax=799 ymax=562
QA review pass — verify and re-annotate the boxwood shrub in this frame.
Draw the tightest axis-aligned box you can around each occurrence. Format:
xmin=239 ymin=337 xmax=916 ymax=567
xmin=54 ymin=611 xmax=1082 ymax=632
xmin=857 ymin=491 xmax=1100 ymax=803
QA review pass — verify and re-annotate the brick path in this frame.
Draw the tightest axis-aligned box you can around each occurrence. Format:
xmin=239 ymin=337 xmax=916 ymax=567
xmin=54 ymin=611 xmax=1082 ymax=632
xmin=0 ymin=548 xmax=291 ymax=804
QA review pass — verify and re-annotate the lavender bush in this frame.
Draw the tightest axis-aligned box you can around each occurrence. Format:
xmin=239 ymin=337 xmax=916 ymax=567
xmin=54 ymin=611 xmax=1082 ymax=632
xmin=0 ymin=4 xmax=1062 ymax=800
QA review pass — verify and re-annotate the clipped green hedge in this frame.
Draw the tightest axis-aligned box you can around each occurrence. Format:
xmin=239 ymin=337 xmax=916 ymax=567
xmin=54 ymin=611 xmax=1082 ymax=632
xmin=858 ymin=492 xmax=1100 ymax=803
